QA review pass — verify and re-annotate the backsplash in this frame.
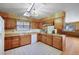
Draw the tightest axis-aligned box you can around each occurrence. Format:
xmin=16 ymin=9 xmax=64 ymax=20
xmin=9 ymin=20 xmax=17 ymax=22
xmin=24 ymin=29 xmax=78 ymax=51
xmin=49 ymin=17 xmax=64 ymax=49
xmin=5 ymin=29 xmax=41 ymax=34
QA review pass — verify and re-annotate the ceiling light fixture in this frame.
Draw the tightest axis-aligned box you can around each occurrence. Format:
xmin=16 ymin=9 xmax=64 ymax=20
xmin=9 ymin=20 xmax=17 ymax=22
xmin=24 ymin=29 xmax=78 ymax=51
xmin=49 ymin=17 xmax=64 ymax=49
xmin=24 ymin=3 xmax=35 ymax=16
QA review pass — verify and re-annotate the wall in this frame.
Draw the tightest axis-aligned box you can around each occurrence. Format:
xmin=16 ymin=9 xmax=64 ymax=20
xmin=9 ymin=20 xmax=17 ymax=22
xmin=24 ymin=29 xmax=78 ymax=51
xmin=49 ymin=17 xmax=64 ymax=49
xmin=0 ymin=16 xmax=4 ymax=55
xmin=65 ymin=11 xmax=79 ymax=23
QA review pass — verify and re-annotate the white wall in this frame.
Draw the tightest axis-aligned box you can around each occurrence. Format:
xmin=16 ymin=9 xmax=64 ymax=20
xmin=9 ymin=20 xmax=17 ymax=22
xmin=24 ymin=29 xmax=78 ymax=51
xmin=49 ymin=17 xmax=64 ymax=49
xmin=64 ymin=4 xmax=79 ymax=23
xmin=0 ymin=16 xmax=4 ymax=55
xmin=65 ymin=11 xmax=79 ymax=23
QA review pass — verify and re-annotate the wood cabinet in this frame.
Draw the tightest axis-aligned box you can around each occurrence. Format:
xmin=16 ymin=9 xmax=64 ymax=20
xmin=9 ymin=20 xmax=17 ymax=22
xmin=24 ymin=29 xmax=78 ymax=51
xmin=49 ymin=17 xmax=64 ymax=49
xmin=12 ymin=36 xmax=20 ymax=48
xmin=41 ymin=34 xmax=53 ymax=46
xmin=5 ymin=34 xmax=31 ymax=51
xmin=42 ymin=17 xmax=54 ymax=26
xmin=53 ymin=36 xmax=62 ymax=50
xmin=5 ymin=19 xmax=16 ymax=29
xmin=46 ymin=35 xmax=53 ymax=46
xmin=5 ymin=37 xmax=12 ymax=50
xmin=54 ymin=17 xmax=64 ymax=30
xmin=20 ymin=35 xmax=31 ymax=46
xmin=75 ymin=22 xmax=79 ymax=31
xmin=32 ymin=22 xmax=39 ymax=29
xmin=63 ymin=37 xmax=79 ymax=55
xmin=37 ymin=33 xmax=42 ymax=42
xmin=41 ymin=34 xmax=47 ymax=44
xmin=31 ymin=22 xmax=43 ymax=29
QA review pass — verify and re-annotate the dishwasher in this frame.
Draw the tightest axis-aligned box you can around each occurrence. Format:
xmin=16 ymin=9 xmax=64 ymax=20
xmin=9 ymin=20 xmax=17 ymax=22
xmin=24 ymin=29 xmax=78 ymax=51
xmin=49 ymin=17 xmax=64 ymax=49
xmin=31 ymin=34 xmax=37 ymax=44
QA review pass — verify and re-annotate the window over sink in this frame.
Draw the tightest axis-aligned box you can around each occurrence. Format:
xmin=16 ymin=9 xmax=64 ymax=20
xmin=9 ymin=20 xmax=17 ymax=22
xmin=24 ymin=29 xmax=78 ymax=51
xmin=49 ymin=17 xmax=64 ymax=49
xmin=17 ymin=20 xmax=30 ymax=31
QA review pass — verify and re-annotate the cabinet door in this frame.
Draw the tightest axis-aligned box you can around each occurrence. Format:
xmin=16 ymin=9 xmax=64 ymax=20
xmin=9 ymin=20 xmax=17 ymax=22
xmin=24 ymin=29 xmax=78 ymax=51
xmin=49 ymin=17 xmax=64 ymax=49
xmin=12 ymin=36 xmax=20 ymax=48
xmin=31 ymin=22 xmax=38 ymax=29
xmin=31 ymin=22 xmax=43 ymax=29
xmin=20 ymin=35 xmax=31 ymax=46
xmin=39 ymin=22 xmax=43 ymax=29
xmin=37 ymin=34 xmax=42 ymax=42
xmin=5 ymin=37 xmax=12 ymax=50
xmin=75 ymin=23 xmax=79 ymax=30
xmin=41 ymin=35 xmax=47 ymax=44
xmin=5 ymin=19 xmax=16 ymax=29
xmin=54 ymin=18 xmax=64 ymax=30
xmin=53 ymin=36 xmax=62 ymax=50
xmin=46 ymin=35 xmax=53 ymax=46
xmin=26 ymin=35 xmax=31 ymax=44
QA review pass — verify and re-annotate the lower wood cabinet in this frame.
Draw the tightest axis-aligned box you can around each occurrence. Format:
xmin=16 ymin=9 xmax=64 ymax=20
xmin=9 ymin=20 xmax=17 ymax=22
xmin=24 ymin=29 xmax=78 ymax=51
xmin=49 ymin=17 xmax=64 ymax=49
xmin=20 ymin=35 xmax=31 ymax=46
xmin=37 ymin=33 xmax=42 ymax=42
xmin=41 ymin=34 xmax=53 ymax=46
xmin=5 ymin=34 xmax=31 ymax=51
xmin=53 ymin=36 xmax=62 ymax=50
xmin=5 ymin=37 xmax=12 ymax=50
xmin=37 ymin=34 xmax=62 ymax=51
xmin=41 ymin=34 xmax=47 ymax=44
xmin=12 ymin=36 xmax=20 ymax=48
xmin=46 ymin=35 xmax=53 ymax=46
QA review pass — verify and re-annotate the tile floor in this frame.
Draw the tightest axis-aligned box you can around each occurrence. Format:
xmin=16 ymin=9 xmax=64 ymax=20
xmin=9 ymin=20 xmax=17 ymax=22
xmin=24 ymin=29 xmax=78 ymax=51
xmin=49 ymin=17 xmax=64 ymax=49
xmin=5 ymin=42 xmax=62 ymax=55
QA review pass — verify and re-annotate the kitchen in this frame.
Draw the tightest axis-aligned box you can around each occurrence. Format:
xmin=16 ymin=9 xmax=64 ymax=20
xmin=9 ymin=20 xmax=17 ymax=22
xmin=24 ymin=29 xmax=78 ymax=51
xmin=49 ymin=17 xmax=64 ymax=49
xmin=0 ymin=3 xmax=79 ymax=55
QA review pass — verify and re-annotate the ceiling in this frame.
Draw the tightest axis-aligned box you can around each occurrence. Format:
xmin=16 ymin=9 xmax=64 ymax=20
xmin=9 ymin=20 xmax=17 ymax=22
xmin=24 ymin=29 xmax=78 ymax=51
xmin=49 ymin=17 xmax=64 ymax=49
xmin=0 ymin=3 xmax=79 ymax=22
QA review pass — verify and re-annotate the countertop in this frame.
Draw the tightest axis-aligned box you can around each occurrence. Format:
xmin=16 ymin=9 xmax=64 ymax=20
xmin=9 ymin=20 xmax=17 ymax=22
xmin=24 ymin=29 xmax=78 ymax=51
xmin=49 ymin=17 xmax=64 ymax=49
xmin=5 ymin=30 xmax=65 ymax=38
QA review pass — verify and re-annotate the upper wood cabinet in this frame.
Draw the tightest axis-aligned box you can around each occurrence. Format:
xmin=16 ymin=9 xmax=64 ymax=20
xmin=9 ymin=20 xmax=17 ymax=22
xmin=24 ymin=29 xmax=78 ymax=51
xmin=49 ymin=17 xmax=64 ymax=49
xmin=42 ymin=17 xmax=54 ymax=25
xmin=75 ymin=22 xmax=79 ymax=31
xmin=5 ymin=19 xmax=16 ymax=29
xmin=54 ymin=17 xmax=64 ymax=30
xmin=31 ymin=22 xmax=43 ymax=29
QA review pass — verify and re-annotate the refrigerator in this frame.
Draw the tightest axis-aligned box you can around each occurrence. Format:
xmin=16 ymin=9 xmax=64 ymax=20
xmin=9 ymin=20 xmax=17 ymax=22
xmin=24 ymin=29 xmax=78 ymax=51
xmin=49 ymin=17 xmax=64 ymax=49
xmin=47 ymin=26 xmax=57 ymax=34
xmin=0 ymin=16 xmax=4 ymax=55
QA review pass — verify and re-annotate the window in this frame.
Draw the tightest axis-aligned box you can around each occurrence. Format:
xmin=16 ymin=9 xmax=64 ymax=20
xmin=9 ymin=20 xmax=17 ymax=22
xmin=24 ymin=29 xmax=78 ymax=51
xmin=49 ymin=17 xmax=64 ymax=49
xmin=17 ymin=21 xmax=30 ymax=31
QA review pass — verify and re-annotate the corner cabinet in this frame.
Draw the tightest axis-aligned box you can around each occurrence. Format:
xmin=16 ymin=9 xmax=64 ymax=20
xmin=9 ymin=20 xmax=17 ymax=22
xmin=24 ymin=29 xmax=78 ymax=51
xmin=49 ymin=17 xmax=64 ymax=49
xmin=37 ymin=33 xmax=63 ymax=51
xmin=37 ymin=33 xmax=42 ymax=42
